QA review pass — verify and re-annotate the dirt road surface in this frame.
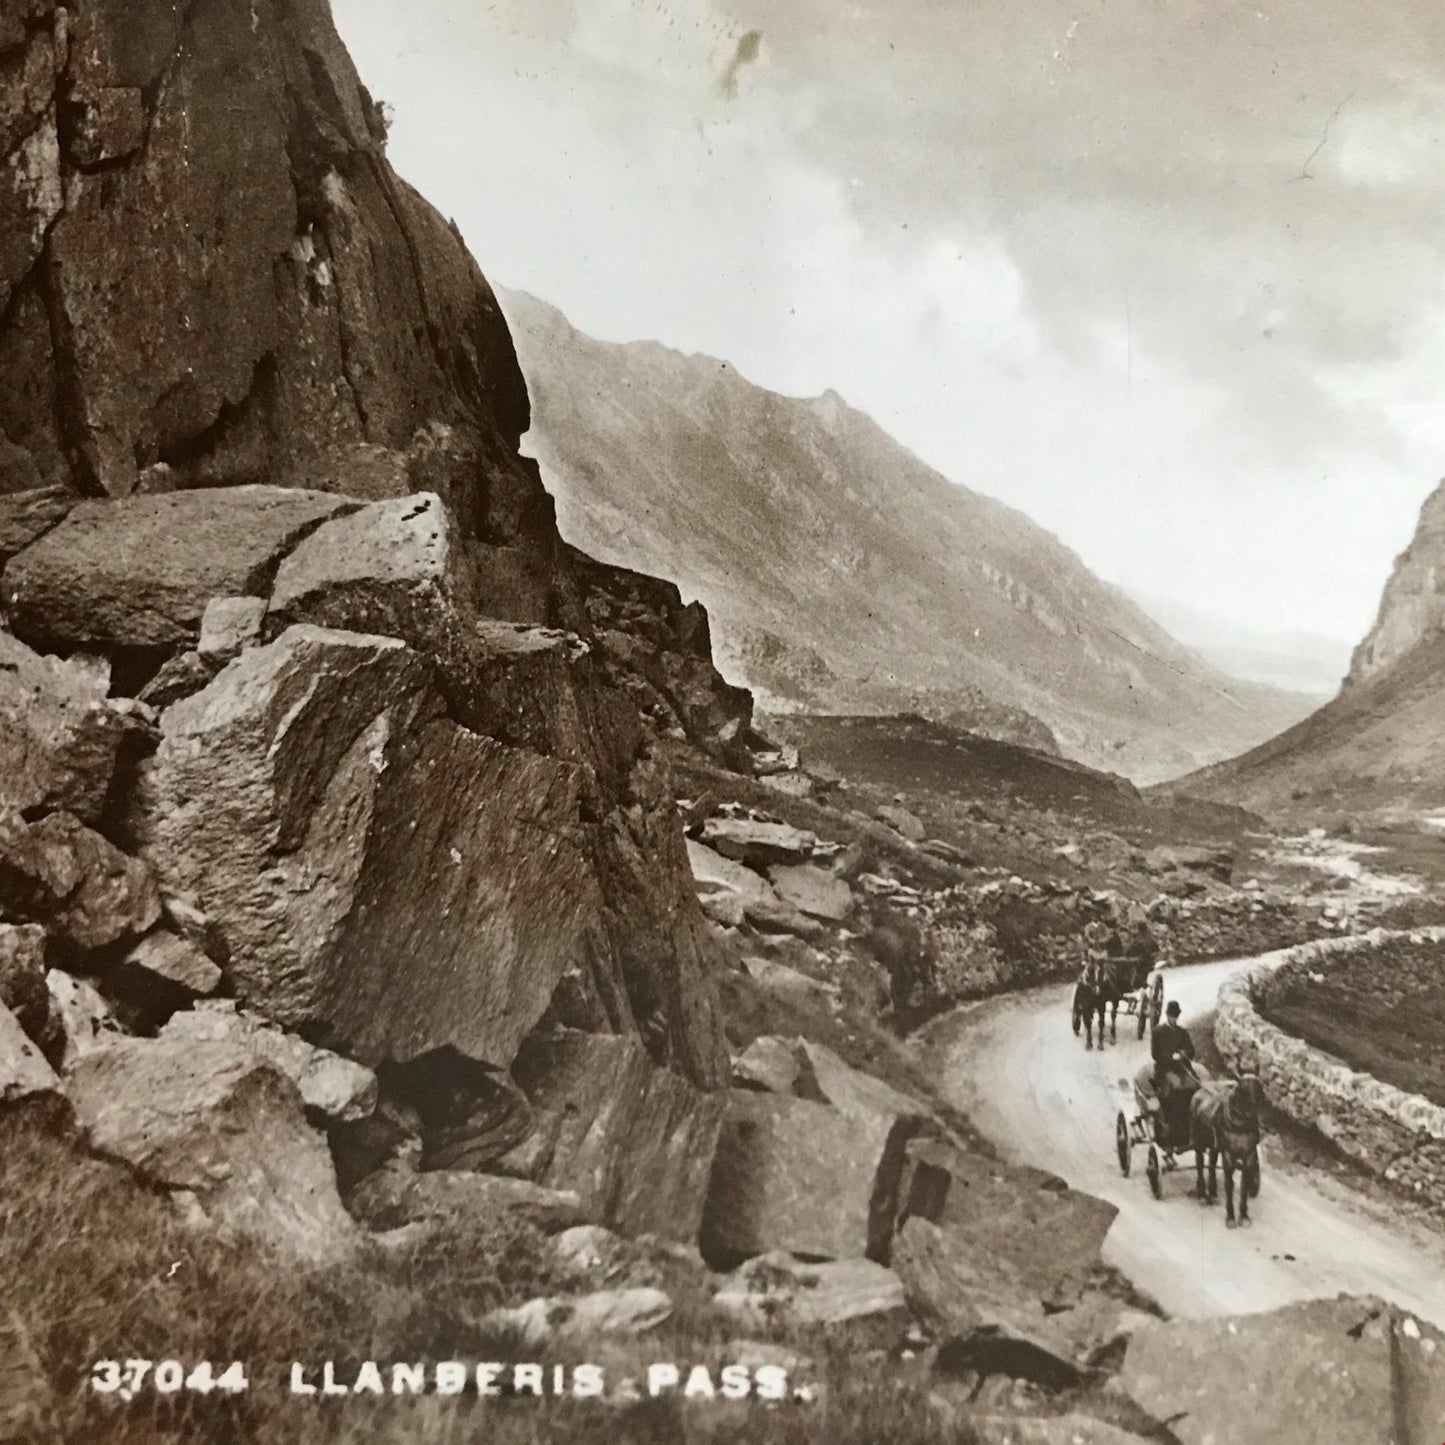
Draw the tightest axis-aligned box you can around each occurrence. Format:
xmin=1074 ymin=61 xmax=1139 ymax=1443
xmin=937 ymin=952 xmax=1445 ymax=1325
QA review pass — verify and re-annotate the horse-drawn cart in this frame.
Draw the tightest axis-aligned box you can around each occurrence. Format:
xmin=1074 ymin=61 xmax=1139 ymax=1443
xmin=1072 ymin=965 xmax=1164 ymax=1045
xmin=1116 ymin=1061 xmax=1262 ymax=1224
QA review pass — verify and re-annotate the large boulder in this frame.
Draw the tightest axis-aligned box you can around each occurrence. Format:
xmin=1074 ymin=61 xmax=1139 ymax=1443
xmin=699 ymin=818 xmax=819 ymax=869
xmin=793 ymin=1038 xmax=931 ymax=1123
xmin=767 ymin=862 xmax=855 ymax=922
xmin=68 ymin=1035 xmax=359 ymax=1265
xmin=346 ymin=1163 xmax=588 ymax=1235
xmin=506 ymin=1030 xmax=726 ymax=1242
xmin=893 ymin=1218 xmax=1080 ymax=1386
xmin=0 ymin=632 xmax=133 ymax=824
xmin=701 ymin=1089 xmax=914 ymax=1264
xmin=44 ymin=969 xmax=121 ymax=1071
xmin=1119 ymin=1297 xmax=1402 ymax=1445
xmin=266 ymin=491 xmax=467 ymax=659
xmin=935 ymin=1154 xmax=1117 ymax=1307
xmin=0 ymin=1000 xmax=59 ymax=1104
xmin=1 ymin=488 xmax=353 ymax=648
xmin=159 ymin=1002 xmax=376 ymax=1124
xmin=0 ymin=809 xmax=162 ymax=953
xmin=131 ymin=625 xmax=604 ymax=1068
xmin=713 ymin=1253 xmax=908 ymax=1332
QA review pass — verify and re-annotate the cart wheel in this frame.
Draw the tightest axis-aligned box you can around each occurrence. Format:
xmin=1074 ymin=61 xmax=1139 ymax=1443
xmin=1246 ymin=1153 xmax=1261 ymax=1200
xmin=1146 ymin=1146 xmax=1162 ymax=1199
xmin=1071 ymin=988 xmax=1082 ymax=1037
xmin=1149 ymin=975 xmax=1165 ymax=1030
xmin=1116 ymin=1112 xmax=1131 ymax=1176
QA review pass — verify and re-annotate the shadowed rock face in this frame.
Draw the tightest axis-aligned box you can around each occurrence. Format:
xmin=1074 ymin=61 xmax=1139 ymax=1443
xmin=0 ymin=0 xmax=745 ymax=1117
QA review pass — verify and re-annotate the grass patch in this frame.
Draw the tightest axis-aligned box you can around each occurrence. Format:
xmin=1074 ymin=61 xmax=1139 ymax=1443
xmin=1261 ymin=936 xmax=1445 ymax=1107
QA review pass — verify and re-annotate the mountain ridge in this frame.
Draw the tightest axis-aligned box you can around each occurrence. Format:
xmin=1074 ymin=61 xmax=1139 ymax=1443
xmin=502 ymin=289 xmax=1315 ymax=785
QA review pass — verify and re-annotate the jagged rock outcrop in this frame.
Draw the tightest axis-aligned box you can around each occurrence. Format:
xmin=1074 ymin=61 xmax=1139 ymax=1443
xmin=1169 ymin=480 xmax=1445 ymax=815
xmin=503 ymin=1030 xmax=727 ymax=1242
xmin=1350 ymin=480 xmax=1445 ymax=684
xmin=0 ymin=0 xmax=748 ymax=1253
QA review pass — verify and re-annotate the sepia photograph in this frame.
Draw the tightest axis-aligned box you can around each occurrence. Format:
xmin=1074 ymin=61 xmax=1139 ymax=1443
xmin=2 ymin=0 xmax=1445 ymax=1439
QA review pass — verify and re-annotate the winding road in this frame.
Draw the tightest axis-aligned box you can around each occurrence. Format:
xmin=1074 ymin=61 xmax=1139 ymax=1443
xmin=936 ymin=952 xmax=1445 ymax=1326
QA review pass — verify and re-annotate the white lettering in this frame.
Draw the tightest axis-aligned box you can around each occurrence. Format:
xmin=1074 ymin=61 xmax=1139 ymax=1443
xmin=289 ymin=1363 xmax=317 ymax=1396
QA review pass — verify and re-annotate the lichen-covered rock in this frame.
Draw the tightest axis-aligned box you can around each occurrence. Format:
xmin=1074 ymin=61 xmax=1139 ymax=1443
xmin=267 ymin=491 xmax=465 ymax=654
xmin=1 ymin=488 xmax=352 ymax=648
xmin=68 ymin=1035 xmax=359 ymax=1264
xmin=160 ymin=1002 xmax=376 ymax=1124
xmin=120 ymin=928 xmax=223 ymax=1000
xmin=44 ymin=968 xmax=120 ymax=1071
xmin=0 ymin=999 xmax=58 ymax=1104
xmin=0 ymin=808 xmax=162 ymax=953
xmin=700 ymin=817 xmax=819 ymax=869
xmin=132 ymin=625 xmax=602 ymax=1069
xmin=197 ymin=595 xmax=266 ymax=663
xmin=713 ymin=1253 xmax=908 ymax=1331
xmin=0 ymin=632 xmax=133 ymax=825
xmin=346 ymin=1163 xmax=588 ymax=1236
xmin=767 ymin=862 xmax=855 ymax=921
xmin=507 ymin=1030 xmax=725 ymax=1243
xmin=482 ymin=1287 xmax=672 ymax=1349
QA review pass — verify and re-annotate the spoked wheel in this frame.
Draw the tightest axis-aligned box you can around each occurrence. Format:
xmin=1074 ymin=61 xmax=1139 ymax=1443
xmin=1116 ymin=1112 xmax=1131 ymax=1176
xmin=1149 ymin=975 xmax=1165 ymax=1031
xmin=1146 ymin=1146 xmax=1163 ymax=1199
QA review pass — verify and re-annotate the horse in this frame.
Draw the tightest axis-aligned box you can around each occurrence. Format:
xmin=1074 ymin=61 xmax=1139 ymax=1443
xmin=1093 ymin=951 xmax=1133 ymax=1044
xmin=1189 ymin=1074 xmax=1263 ymax=1228
xmin=1071 ymin=959 xmax=1106 ymax=1050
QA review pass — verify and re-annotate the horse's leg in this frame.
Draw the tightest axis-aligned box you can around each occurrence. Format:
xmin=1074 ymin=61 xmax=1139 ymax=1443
xmin=1110 ymin=995 xmax=1118 ymax=1042
xmin=1236 ymin=1153 xmax=1251 ymax=1227
xmin=1207 ymin=1142 xmax=1219 ymax=1204
xmin=1224 ymin=1155 xmax=1238 ymax=1227
xmin=1194 ymin=1132 xmax=1206 ymax=1200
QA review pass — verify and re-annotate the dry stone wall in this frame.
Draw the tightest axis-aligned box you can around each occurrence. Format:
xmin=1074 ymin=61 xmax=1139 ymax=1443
xmin=1215 ymin=927 xmax=1445 ymax=1199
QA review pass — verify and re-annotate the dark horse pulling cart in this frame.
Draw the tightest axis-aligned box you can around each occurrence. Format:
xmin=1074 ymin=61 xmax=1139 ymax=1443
xmin=1072 ymin=957 xmax=1164 ymax=1047
xmin=1116 ymin=1059 xmax=1263 ymax=1226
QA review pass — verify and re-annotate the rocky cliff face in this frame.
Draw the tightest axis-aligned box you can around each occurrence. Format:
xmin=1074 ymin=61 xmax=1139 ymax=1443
xmin=0 ymin=0 xmax=754 ymax=1241
xmin=1349 ymin=479 xmax=1445 ymax=685
xmin=1170 ymin=481 xmax=1445 ymax=817
xmin=503 ymin=292 xmax=1316 ymax=786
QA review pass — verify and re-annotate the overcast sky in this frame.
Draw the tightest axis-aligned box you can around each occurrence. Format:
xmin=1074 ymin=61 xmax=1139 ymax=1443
xmin=333 ymin=0 xmax=1445 ymax=645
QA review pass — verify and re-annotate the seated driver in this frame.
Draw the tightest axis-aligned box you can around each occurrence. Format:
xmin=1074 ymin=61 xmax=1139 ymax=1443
xmin=1152 ymin=1000 xmax=1194 ymax=1079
